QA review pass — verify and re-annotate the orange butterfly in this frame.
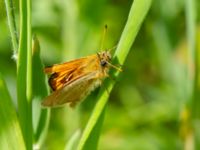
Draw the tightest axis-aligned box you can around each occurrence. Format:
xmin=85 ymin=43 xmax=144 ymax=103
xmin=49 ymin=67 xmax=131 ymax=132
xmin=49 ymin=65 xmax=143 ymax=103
xmin=42 ymin=50 xmax=120 ymax=107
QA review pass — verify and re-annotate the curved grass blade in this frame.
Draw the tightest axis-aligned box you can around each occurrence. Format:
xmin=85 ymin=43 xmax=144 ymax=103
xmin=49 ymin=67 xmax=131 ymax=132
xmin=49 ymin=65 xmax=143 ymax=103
xmin=32 ymin=36 xmax=50 ymax=146
xmin=77 ymin=0 xmax=152 ymax=149
xmin=0 ymin=73 xmax=25 ymax=150
xmin=65 ymin=130 xmax=81 ymax=150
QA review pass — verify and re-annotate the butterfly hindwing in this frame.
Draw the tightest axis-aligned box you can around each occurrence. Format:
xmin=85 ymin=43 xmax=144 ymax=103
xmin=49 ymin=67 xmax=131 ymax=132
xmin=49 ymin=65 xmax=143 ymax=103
xmin=42 ymin=72 xmax=101 ymax=107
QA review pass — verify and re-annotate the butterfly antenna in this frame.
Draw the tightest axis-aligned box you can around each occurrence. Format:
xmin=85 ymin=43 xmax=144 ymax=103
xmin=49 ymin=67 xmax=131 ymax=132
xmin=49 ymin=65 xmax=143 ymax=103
xmin=107 ymin=45 xmax=117 ymax=53
xmin=106 ymin=61 xmax=122 ymax=72
xmin=99 ymin=25 xmax=108 ymax=51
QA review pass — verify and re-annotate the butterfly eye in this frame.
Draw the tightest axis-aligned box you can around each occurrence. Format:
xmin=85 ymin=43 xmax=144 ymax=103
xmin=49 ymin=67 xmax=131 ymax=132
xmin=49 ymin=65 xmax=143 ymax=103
xmin=100 ymin=60 xmax=107 ymax=67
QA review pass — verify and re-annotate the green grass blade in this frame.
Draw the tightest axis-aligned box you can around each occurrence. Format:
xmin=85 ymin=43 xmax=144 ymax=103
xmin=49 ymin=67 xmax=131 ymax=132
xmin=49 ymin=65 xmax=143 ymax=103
xmin=185 ymin=0 xmax=196 ymax=100
xmin=194 ymin=28 xmax=200 ymax=150
xmin=17 ymin=4 xmax=28 ymax=148
xmin=32 ymin=36 xmax=50 ymax=146
xmin=4 ymin=0 xmax=18 ymax=53
xmin=26 ymin=0 xmax=32 ymax=108
xmin=77 ymin=0 xmax=152 ymax=149
xmin=17 ymin=0 xmax=32 ymax=148
xmin=0 ymin=73 xmax=25 ymax=150
xmin=185 ymin=0 xmax=198 ymax=149
xmin=65 ymin=130 xmax=81 ymax=150
xmin=26 ymin=0 xmax=33 ymax=147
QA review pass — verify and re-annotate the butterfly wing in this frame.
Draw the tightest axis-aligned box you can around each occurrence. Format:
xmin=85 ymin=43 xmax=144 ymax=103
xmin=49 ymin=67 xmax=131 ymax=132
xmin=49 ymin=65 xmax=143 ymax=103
xmin=44 ymin=55 xmax=97 ymax=91
xmin=42 ymin=72 xmax=101 ymax=107
xmin=42 ymin=54 xmax=103 ymax=107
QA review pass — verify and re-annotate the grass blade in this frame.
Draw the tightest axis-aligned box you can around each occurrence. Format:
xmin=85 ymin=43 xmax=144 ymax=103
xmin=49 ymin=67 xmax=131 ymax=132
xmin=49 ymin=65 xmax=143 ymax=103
xmin=32 ymin=36 xmax=50 ymax=146
xmin=17 ymin=0 xmax=32 ymax=148
xmin=4 ymin=0 xmax=18 ymax=54
xmin=65 ymin=130 xmax=81 ymax=150
xmin=185 ymin=0 xmax=196 ymax=100
xmin=184 ymin=0 xmax=197 ymax=149
xmin=0 ymin=73 xmax=25 ymax=150
xmin=77 ymin=0 xmax=152 ymax=149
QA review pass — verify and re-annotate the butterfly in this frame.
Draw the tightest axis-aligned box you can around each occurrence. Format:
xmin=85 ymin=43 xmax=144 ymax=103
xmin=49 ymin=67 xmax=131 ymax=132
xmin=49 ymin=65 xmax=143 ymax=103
xmin=41 ymin=50 xmax=121 ymax=107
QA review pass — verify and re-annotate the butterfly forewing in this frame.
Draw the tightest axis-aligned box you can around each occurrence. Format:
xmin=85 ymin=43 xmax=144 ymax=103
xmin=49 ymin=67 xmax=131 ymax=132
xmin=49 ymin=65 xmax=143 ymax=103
xmin=44 ymin=57 xmax=88 ymax=73
xmin=45 ymin=55 xmax=98 ymax=91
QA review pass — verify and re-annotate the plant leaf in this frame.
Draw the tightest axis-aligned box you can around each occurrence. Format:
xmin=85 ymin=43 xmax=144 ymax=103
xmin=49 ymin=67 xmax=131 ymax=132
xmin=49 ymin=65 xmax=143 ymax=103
xmin=17 ymin=0 xmax=32 ymax=148
xmin=0 ymin=73 xmax=25 ymax=150
xmin=32 ymin=35 xmax=50 ymax=146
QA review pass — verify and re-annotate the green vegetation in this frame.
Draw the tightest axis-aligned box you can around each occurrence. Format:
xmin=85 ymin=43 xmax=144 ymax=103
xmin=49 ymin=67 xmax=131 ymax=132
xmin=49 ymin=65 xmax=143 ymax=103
xmin=0 ymin=0 xmax=200 ymax=149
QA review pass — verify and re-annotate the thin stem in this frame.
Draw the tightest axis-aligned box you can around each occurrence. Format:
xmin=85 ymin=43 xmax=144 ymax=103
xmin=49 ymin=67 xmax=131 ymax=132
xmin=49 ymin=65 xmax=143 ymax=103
xmin=26 ymin=0 xmax=33 ymax=147
xmin=4 ymin=0 xmax=19 ymax=54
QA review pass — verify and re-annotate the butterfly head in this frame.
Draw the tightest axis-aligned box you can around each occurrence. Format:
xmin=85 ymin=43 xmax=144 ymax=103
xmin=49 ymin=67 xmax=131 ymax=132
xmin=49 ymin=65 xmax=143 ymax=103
xmin=98 ymin=51 xmax=111 ymax=67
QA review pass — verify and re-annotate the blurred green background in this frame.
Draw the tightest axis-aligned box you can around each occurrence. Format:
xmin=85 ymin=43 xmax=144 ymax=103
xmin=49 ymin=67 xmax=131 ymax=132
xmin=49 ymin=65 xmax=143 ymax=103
xmin=1 ymin=0 xmax=200 ymax=149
